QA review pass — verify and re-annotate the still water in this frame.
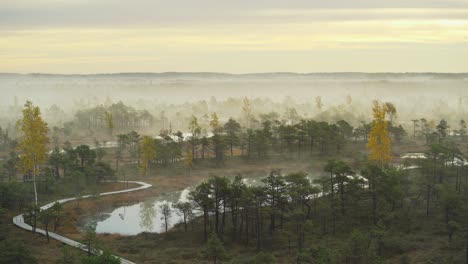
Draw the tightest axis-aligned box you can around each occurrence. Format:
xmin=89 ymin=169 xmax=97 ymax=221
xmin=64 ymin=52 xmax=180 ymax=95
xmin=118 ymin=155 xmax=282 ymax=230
xmin=81 ymin=188 xmax=191 ymax=235
xmin=81 ymin=176 xmax=316 ymax=235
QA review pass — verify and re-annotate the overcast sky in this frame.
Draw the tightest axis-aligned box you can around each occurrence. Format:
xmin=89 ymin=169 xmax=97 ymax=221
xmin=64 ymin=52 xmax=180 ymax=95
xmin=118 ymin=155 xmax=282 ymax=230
xmin=1 ymin=0 xmax=467 ymax=73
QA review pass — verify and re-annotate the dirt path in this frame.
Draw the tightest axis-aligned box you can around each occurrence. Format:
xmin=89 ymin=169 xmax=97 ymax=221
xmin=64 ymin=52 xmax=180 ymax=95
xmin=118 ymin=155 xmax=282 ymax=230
xmin=12 ymin=180 xmax=152 ymax=264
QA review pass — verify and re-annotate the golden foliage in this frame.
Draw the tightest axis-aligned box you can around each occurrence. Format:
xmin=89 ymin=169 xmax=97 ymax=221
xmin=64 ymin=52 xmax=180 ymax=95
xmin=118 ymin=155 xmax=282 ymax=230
xmin=140 ymin=135 xmax=157 ymax=176
xmin=367 ymin=100 xmax=392 ymax=165
xmin=185 ymin=150 xmax=193 ymax=168
xmin=16 ymin=101 xmax=49 ymax=175
xmin=17 ymin=101 xmax=49 ymax=204
xmin=104 ymin=111 xmax=114 ymax=136
xmin=209 ymin=112 xmax=220 ymax=133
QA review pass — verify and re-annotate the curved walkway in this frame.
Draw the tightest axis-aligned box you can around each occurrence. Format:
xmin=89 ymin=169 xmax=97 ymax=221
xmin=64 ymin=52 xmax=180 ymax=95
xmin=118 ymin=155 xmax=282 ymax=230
xmin=12 ymin=180 xmax=152 ymax=264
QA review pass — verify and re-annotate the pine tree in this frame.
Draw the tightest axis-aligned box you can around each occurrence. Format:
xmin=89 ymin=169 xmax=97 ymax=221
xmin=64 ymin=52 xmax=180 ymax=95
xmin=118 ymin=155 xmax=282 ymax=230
xmin=210 ymin=112 xmax=221 ymax=134
xmin=160 ymin=202 xmax=172 ymax=233
xmin=104 ymin=111 xmax=114 ymax=139
xmin=206 ymin=232 xmax=226 ymax=264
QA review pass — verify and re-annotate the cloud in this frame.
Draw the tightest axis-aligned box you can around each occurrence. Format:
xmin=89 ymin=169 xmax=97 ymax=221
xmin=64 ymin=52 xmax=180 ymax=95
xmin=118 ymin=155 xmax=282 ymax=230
xmin=1 ymin=1 xmax=467 ymax=73
xmin=1 ymin=1 xmax=468 ymax=28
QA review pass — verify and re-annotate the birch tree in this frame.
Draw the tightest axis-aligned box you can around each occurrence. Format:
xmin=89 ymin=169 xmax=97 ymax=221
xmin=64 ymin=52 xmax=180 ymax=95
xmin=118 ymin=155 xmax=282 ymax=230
xmin=140 ymin=136 xmax=157 ymax=176
xmin=17 ymin=101 xmax=49 ymax=205
xmin=367 ymin=100 xmax=392 ymax=165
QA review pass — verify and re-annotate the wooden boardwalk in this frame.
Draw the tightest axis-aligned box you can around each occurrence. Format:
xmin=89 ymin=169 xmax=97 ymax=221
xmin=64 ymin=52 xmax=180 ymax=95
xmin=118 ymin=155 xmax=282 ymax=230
xmin=12 ymin=180 xmax=152 ymax=264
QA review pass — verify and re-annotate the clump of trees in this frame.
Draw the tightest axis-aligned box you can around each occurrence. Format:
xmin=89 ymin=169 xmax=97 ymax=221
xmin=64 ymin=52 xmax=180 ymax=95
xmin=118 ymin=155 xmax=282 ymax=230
xmin=182 ymin=154 xmax=467 ymax=262
xmin=188 ymin=171 xmax=322 ymax=248
xmin=169 ymin=101 xmax=467 ymax=262
xmin=124 ymin=105 xmax=410 ymax=176
xmin=69 ymin=102 xmax=153 ymax=137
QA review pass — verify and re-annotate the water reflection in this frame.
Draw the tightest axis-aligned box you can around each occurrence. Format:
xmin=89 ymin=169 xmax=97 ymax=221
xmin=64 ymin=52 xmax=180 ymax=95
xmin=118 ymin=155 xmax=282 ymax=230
xmin=84 ymin=188 xmax=191 ymax=235
xmin=82 ymin=177 xmax=309 ymax=235
xmin=139 ymin=200 xmax=156 ymax=233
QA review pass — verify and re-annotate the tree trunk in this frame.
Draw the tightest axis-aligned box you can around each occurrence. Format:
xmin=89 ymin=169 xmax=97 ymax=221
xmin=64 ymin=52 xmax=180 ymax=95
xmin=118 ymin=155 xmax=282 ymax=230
xmin=231 ymin=204 xmax=238 ymax=241
xmin=203 ymin=210 xmax=208 ymax=241
xmin=245 ymin=210 xmax=249 ymax=245
xmin=54 ymin=216 xmax=59 ymax=231
xmin=332 ymin=204 xmax=336 ymax=235
xmin=45 ymin=222 xmax=50 ymax=243
xmin=32 ymin=213 xmax=37 ymax=233
xmin=247 ymin=134 xmax=251 ymax=159
xmin=230 ymin=140 xmax=234 ymax=156
xmin=330 ymin=172 xmax=334 ymax=198
xmin=256 ymin=208 xmax=261 ymax=251
xmin=33 ymin=166 xmax=38 ymax=205
xmin=215 ymin=197 xmax=219 ymax=234
xmin=304 ymin=200 xmax=311 ymax=219
xmin=87 ymin=241 xmax=91 ymax=256
xmin=192 ymin=142 xmax=195 ymax=160
xmin=280 ymin=210 xmax=284 ymax=229
xmin=270 ymin=197 xmax=276 ymax=235
xmin=426 ymin=184 xmax=431 ymax=217
xmin=55 ymin=165 xmax=60 ymax=180
xmin=238 ymin=211 xmax=243 ymax=240
xmin=340 ymin=181 xmax=345 ymax=216
xmin=372 ymin=190 xmax=377 ymax=225
xmin=221 ymin=201 xmax=226 ymax=236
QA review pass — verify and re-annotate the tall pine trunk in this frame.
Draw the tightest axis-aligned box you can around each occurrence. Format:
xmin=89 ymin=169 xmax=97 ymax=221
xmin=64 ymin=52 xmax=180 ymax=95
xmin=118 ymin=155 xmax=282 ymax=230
xmin=230 ymin=140 xmax=234 ymax=156
xmin=203 ymin=210 xmax=208 ymax=241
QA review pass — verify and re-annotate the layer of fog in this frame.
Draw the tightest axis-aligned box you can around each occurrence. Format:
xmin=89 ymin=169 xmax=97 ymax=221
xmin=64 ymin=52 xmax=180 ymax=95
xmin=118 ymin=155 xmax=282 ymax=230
xmin=1 ymin=72 xmax=467 ymax=136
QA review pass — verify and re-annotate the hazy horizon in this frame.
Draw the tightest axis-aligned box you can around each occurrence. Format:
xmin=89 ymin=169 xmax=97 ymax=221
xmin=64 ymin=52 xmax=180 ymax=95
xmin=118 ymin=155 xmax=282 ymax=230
xmin=1 ymin=72 xmax=467 ymax=136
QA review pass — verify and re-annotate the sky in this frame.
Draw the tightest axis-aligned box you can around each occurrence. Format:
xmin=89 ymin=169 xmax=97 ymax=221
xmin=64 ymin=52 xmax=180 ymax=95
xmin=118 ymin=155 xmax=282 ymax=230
xmin=1 ymin=0 xmax=468 ymax=74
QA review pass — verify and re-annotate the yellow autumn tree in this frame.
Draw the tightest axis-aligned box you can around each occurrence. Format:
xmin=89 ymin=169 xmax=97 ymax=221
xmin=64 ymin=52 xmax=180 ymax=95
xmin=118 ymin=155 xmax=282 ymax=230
xmin=17 ymin=101 xmax=49 ymax=205
xmin=209 ymin=112 xmax=221 ymax=134
xmin=367 ymin=100 xmax=392 ymax=165
xmin=104 ymin=110 xmax=114 ymax=138
xmin=140 ymin=136 xmax=157 ymax=176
